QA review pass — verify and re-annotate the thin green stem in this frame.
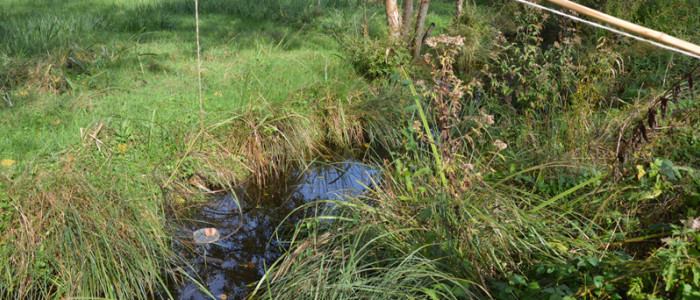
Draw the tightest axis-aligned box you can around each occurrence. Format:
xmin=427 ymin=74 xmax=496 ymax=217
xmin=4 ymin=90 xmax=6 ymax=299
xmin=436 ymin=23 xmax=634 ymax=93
xmin=399 ymin=66 xmax=448 ymax=189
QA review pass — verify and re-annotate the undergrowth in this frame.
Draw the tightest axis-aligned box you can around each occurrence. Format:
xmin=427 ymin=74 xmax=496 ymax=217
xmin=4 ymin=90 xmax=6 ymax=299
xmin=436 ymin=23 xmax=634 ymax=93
xmin=256 ymin=1 xmax=700 ymax=299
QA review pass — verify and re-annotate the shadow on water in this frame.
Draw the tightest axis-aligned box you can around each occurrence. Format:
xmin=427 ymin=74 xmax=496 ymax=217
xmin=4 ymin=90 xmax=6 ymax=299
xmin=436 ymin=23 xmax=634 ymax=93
xmin=165 ymin=158 xmax=380 ymax=300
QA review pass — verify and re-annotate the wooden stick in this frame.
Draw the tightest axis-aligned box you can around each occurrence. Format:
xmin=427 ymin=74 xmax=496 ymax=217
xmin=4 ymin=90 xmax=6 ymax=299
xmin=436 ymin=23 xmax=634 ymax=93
xmin=544 ymin=0 xmax=700 ymax=57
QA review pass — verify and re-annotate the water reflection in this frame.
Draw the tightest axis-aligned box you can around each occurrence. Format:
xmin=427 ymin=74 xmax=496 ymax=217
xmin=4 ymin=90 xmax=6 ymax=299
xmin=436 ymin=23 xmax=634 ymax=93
xmin=167 ymin=160 xmax=379 ymax=300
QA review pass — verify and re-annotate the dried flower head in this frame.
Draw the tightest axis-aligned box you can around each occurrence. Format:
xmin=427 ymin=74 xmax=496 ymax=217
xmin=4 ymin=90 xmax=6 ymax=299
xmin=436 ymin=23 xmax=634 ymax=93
xmin=453 ymin=88 xmax=464 ymax=99
xmin=481 ymin=113 xmax=495 ymax=125
xmin=411 ymin=120 xmax=422 ymax=131
xmin=464 ymin=163 xmax=474 ymax=172
xmin=425 ymin=35 xmax=465 ymax=48
xmin=690 ymin=218 xmax=700 ymax=231
xmin=493 ymin=139 xmax=507 ymax=151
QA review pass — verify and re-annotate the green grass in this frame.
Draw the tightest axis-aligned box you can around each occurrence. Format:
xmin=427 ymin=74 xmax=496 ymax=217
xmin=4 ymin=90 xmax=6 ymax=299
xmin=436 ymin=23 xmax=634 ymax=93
xmin=0 ymin=0 xmax=389 ymax=298
xmin=0 ymin=162 xmax=179 ymax=298
xmin=254 ymin=165 xmax=609 ymax=299
xmin=1 ymin=0 xmax=698 ymax=299
xmin=0 ymin=1 xmax=366 ymax=158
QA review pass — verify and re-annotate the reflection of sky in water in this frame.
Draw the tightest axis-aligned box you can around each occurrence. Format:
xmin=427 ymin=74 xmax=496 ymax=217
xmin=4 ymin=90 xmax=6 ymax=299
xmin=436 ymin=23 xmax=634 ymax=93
xmin=167 ymin=160 xmax=378 ymax=300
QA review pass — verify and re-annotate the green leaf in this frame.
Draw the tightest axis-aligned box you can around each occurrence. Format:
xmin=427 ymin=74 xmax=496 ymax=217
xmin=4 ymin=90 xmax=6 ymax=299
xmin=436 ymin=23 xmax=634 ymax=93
xmin=420 ymin=287 xmax=440 ymax=300
xmin=593 ymin=275 xmax=604 ymax=288
xmin=530 ymin=173 xmax=605 ymax=213
xmin=636 ymin=188 xmax=662 ymax=200
xmin=528 ymin=281 xmax=541 ymax=290
xmin=452 ymin=279 xmax=471 ymax=297
xmin=451 ymin=285 xmax=467 ymax=297
xmin=413 ymin=167 xmax=433 ymax=177
xmin=390 ymin=72 xmax=401 ymax=81
xmin=417 ymin=207 xmax=433 ymax=221
xmin=424 ymin=232 xmax=438 ymax=244
xmin=63 ymin=76 xmax=76 ymax=90
xmin=659 ymin=159 xmax=677 ymax=180
xmin=587 ymin=256 xmax=599 ymax=267
xmin=434 ymin=283 xmax=451 ymax=293
xmin=403 ymin=104 xmax=420 ymax=112
xmin=510 ymin=274 xmax=527 ymax=286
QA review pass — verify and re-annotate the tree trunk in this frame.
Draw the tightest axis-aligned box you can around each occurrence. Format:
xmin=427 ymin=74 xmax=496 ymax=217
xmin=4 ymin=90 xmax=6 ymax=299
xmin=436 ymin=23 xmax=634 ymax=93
xmin=456 ymin=0 xmax=463 ymax=18
xmin=412 ymin=0 xmax=431 ymax=59
xmin=385 ymin=0 xmax=402 ymax=39
xmin=421 ymin=23 xmax=435 ymax=48
xmin=400 ymin=0 xmax=414 ymax=42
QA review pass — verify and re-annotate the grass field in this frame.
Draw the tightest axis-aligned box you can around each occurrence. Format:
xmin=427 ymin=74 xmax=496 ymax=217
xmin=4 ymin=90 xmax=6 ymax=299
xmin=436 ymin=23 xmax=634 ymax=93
xmin=1 ymin=0 xmax=698 ymax=299
xmin=0 ymin=0 xmax=369 ymax=158
xmin=0 ymin=0 xmax=390 ymax=298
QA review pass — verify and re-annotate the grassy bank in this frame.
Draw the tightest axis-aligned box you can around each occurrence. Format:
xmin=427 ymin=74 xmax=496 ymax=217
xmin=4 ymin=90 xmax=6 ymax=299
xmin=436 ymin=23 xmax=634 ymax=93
xmin=0 ymin=0 xmax=398 ymax=298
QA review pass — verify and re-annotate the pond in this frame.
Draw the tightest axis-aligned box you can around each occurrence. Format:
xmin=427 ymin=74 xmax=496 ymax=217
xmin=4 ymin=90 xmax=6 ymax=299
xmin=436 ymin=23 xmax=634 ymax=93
xmin=164 ymin=159 xmax=380 ymax=300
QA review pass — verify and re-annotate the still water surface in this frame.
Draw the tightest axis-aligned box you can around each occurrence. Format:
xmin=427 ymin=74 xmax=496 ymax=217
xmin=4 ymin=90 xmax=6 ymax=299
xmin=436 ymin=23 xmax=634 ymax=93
xmin=167 ymin=160 xmax=379 ymax=299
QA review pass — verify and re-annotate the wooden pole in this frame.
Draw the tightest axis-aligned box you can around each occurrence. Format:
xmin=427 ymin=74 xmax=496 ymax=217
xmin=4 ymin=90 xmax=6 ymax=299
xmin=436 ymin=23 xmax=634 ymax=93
xmin=544 ymin=0 xmax=700 ymax=57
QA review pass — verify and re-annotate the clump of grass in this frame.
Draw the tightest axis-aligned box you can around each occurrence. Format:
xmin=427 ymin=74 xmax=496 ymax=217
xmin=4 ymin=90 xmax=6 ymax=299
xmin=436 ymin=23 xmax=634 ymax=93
xmin=207 ymin=87 xmax=396 ymax=183
xmin=254 ymin=198 xmax=479 ymax=299
xmin=0 ymin=155 xmax=179 ymax=299
xmin=254 ymin=121 xmax=618 ymax=297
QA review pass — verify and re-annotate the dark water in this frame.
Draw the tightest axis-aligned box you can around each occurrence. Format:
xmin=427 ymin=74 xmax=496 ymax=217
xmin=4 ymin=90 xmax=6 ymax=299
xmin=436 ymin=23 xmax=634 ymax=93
xmin=165 ymin=160 xmax=379 ymax=300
